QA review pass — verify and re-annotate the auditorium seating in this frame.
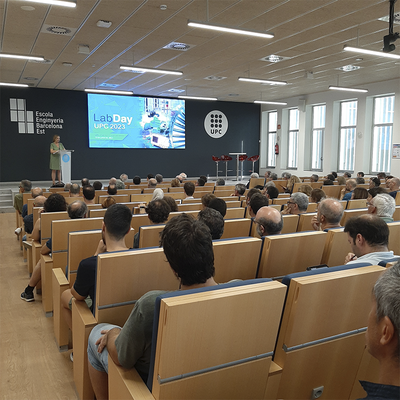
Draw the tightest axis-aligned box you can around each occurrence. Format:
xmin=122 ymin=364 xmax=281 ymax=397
xmin=108 ymin=279 xmax=287 ymax=400
xmin=388 ymin=221 xmax=400 ymax=255
xmin=296 ymin=212 xmax=317 ymax=232
xmin=346 ymin=199 xmax=367 ymax=209
xmin=340 ymin=208 xmax=368 ymax=225
xmin=274 ymin=264 xmax=385 ymax=399
xmin=257 ymin=231 xmax=327 ymax=279
xmin=320 ymin=228 xmax=348 ymax=266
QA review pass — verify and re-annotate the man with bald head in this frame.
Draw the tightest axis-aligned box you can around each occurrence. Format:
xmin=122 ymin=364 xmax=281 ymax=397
xmin=311 ymin=197 xmax=344 ymax=231
xmin=255 ymin=206 xmax=283 ymax=236
xmin=148 ymin=178 xmax=157 ymax=188
xmin=23 ymin=195 xmax=46 ymax=235
xmin=340 ymin=179 xmax=357 ymax=200
xmin=387 ymin=177 xmax=400 ymax=199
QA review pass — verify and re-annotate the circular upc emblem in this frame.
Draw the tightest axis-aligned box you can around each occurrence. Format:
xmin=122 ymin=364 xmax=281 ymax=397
xmin=204 ymin=110 xmax=228 ymax=139
xmin=62 ymin=154 xmax=70 ymax=163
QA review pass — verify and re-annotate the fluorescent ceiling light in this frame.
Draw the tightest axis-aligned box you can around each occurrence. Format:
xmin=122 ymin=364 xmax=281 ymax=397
xmin=84 ymin=88 xmax=133 ymax=95
xmin=238 ymin=77 xmax=287 ymax=85
xmin=188 ymin=20 xmax=274 ymax=39
xmin=254 ymin=100 xmax=287 ymax=105
xmin=0 ymin=82 xmax=29 ymax=87
xmin=22 ymin=0 xmax=76 ymax=7
xmin=178 ymin=95 xmax=217 ymax=101
xmin=0 ymin=53 xmax=45 ymax=61
xmin=328 ymin=85 xmax=368 ymax=93
xmin=343 ymin=45 xmax=400 ymax=60
xmin=120 ymin=65 xmax=183 ymax=76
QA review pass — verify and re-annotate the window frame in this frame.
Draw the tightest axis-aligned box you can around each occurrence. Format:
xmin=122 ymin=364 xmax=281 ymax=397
xmin=338 ymin=100 xmax=358 ymax=173
xmin=287 ymin=108 xmax=299 ymax=170
xmin=310 ymin=104 xmax=326 ymax=171
xmin=266 ymin=111 xmax=277 ymax=168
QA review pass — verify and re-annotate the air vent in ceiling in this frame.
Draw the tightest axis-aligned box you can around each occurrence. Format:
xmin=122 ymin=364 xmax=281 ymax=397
xmin=163 ymin=42 xmax=194 ymax=51
xmin=260 ymin=54 xmax=290 ymax=63
xmin=41 ymin=24 xmax=77 ymax=36
xmin=99 ymin=83 xmax=120 ymax=88
xmin=23 ymin=77 xmax=39 ymax=81
xmin=204 ymin=76 xmax=227 ymax=81
xmin=337 ymin=65 xmax=361 ymax=72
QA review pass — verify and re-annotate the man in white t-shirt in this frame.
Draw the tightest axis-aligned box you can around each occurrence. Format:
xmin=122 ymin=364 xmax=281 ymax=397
xmin=344 ymin=214 xmax=399 ymax=265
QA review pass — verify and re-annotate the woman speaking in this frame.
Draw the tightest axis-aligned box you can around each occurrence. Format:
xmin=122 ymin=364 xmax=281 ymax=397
xmin=50 ymin=135 xmax=65 ymax=185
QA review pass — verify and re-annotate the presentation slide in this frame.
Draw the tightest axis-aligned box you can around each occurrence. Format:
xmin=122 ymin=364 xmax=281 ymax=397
xmin=87 ymin=94 xmax=185 ymax=149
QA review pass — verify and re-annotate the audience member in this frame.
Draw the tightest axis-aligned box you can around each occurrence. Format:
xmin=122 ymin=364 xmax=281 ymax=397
xmin=298 ymin=184 xmax=313 ymax=197
xmin=369 ymin=177 xmax=381 ymax=189
xmin=245 ymin=188 xmax=261 ymax=206
xmin=68 ymin=200 xmax=88 ymax=219
xmin=120 ymin=173 xmax=128 ymax=182
xmin=216 ymin=178 xmax=225 ymax=186
xmin=183 ymin=182 xmax=195 ymax=199
xmin=81 ymin=178 xmax=90 ymax=187
xmin=344 ymin=215 xmax=399 ymax=265
xmin=14 ymin=179 xmax=32 ymax=215
xmin=283 ymin=175 xmax=301 ymax=194
xmin=15 ymin=186 xmax=43 ymax=236
xmin=367 ymin=193 xmax=396 ymax=223
xmin=87 ymin=214 xmax=218 ymax=399
xmin=282 ymin=192 xmax=309 ymax=215
xmin=327 ymin=174 xmax=336 ymax=181
xmin=115 ymin=179 xmax=125 ymax=189
xmin=208 ymin=198 xmax=227 ymax=217
xmin=147 ymin=174 xmax=154 ymax=181
xmin=356 ymin=262 xmax=400 ymax=398
xmin=351 ymin=187 xmax=368 ymax=200
xmin=155 ymin=174 xmax=163 ymax=183
xmin=356 ymin=177 xmax=365 ymax=185
xmin=264 ymin=171 xmax=271 ymax=180
xmin=387 ymin=177 xmax=400 ymax=199
xmin=133 ymin=176 xmax=141 ymax=185
xmin=21 ymin=194 xmax=67 ymax=301
xmin=83 ymin=185 xmax=95 ymax=204
xmin=61 ymin=204 xmax=132 ymax=330
xmin=248 ymin=193 xmax=269 ymax=218
xmin=102 ymin=196 xmax=116 ymax=209
xmin=163 ymin=196 xmax=178 ymax=212
xmin=377 ymin=172 xmax=386 ymax=180
xmin=64 ymin=183 xmax=71 ymax=192
xmin=336 ymin=176 xmax=346 ymax=185
xmin=170 ymin=178 xmax=180 ymax=187
xmin=198 ymin=208 xmax=224 ymax=239
xmin=368 ymin=187 xmax=387 ymax=201
xmin=311 ymin=198 xmax=344 ymax=231
xmin=340 ymin=179 xmax=357 ymax=200
xmin=357 ymin=171 xmax=364 ymax=178
xmin=109 ymin=177 xmax=117 ymax=186
xmin=343 ymin=172 xmax=352 ymax=178
xmin=254 ymin=206 xmax=283 ymax=236
xmin=269 ymin=173 xmax=278 ymax=180
xmin=331 ymin=171 xmax=338 ymax=179
xmin=69 ymin=183 xmax=80 ymax=197
xmin=107 ymin=185 xmax=117 ymax=195
xmin=199 ymin=175 xmax=207 ymax=183
xmin=310 ymin=188 xmax=326 ymax=204
xmin=324 ymin=179 xmax=334 ymax=186
xmin=197 ymin=178 xmax=206 ymax=187
xmin=265 ymin=185 xmax=279 ymax=200
xmin=93 ymin=181 xmax=103 ymax=190
xmin=232 ymin=183 xmax=246 ymax=196
xmin=23 ymin=195 xmax=46 ymax=234
xmin=151 ymin=188 xmax=164 ymax=201
xmin=310 ymin=174 xmax=319 ymax=182
xmin=201 ymin=193 xmax=216 ymax=209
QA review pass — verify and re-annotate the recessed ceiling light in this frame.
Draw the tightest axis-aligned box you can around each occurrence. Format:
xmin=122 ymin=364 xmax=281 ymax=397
xmin=337 ymin=64 xmax=361 ymax=72
xmin=260 ymin=55 xmax=290 ymax=63
xmin=62 ymin=62 xmax=73 ymax=67
xmin=238 ymin=77 xmax=287 ymax=85
xmin=204 ymin=76 xmax=226 ymax=81
xmin=0 ymin=53 xmax=44 ymax=61
xmin=168 ymin=89 xmax=185 ymax=93
xmin=120 ymin=65 xmax=183 ymax=76
xmin=21 ymin=5 xmax=35 ymax=11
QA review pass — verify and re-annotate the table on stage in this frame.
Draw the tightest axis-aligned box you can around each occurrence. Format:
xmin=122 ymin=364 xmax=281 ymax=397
xmin=229 ymin=152 xmax=247 ymax=181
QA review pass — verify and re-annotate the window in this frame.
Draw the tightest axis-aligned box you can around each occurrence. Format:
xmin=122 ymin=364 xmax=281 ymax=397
xmin=288 ymin=108 xmax=299 ymax=168
xmin=311 ymin=105 xmax=326 ymax=170
xmin=338 ymin=100 xmax=357 ymax=171
xmin=371 ymin=95 xmax=394 ymax=173
xmin=267 ymin=111 xmax=277 ymax=167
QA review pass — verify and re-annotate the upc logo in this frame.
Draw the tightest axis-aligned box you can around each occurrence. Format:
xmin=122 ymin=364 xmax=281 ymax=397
xmin=204 ymin=110 xmax=228 ymax=139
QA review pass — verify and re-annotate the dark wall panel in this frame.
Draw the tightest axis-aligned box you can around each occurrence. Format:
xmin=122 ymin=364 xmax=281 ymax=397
xmin=0 ymin=87 xmax=260 ymax=181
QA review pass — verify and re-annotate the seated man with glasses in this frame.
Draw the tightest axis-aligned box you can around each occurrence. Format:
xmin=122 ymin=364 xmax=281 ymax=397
xmin=282 ymin=192 xmax=309 ymax=215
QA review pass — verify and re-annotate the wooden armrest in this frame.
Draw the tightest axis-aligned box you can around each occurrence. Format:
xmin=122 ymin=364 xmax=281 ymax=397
xmin=265 ymin=361 xmax=283 ymax=400
xmin=52 ymin=268 xmax=70 ymax=350
xmin=41 ymin=254 xmax=54 ymax=315
xmin=108 ymin=355 xmax=154 ymax=400
xmin=22 ymin=240 xmax=33 ymax=249
xmin=72 ymin=299 xmax=96 ymax=400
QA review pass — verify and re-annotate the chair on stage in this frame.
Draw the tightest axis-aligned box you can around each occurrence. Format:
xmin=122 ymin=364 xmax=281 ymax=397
xmin=220 ymin=154 xmax=232 ymax=180
xmin=248 ymin=155 xmax=259 ymax=173
xmin=212 ymin=155 xmax=222 ymax=179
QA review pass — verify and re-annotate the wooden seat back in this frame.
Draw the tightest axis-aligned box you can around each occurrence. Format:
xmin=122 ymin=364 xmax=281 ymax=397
xmin=393 ymin=206 xmax=400 ymax=221
xmin=130 ymin=194 xmax=154 ymax=203
xmin=306 ymin=202 xmax=317 ymax=212
xmin=93 ymin=190 xmax=108 ymax=203
xmin=138 ymin=225 xmax=164 ymax=248
xmin=168 ymin=187 xmax=184 ymax=192
xmin=320 ymin=228 xmax=348 ymax=266
xmin=220 ymin=218 xmax=251 ymax=239
xmin=396 ymin=191 xmax=400 ymax=206
xmin=89 ymin=208 xmax=107 ymax=218
xmin=98 ymin=194 xmax=130 ymax=204
xmin=257 ymin=231 xmax=327 ymax=278
xmin=249 ymin=178 xmax=265 ymax=189
xmin=346 ymin=199 xmax=367 ymax=209
xmin=272 ymin=198 xmax=290 ymax=206
xmin=321 ymin=185 xmax=343 ymax=199
xmin=40 ymin=211 xmax=69 ymax=243
xmin=388 ymin=221 xmax=400 ymax=255
xmin=296 ymin=212 xmax=317 ymax=232
xmin=212 ymin=189 xmax=234 ymax=197
xmin=86 ymin=203 xmax=103 ymax=212
xmin=274 ymin=265 xmax=385 ymax=399
xmin=193 ymin=190 xmax=213 ymax=198
xmin=213 ymin=237 xmax=262 ymax=282
xmin=281 ymin=214 xmax=299 ymax=234
xmin=225 ymin=207 xmax=245 ymax=219
xmin=340 ymin=208 xmax=367 ymax=225
xmin=177 ymin=203 xmax=202 ymax=212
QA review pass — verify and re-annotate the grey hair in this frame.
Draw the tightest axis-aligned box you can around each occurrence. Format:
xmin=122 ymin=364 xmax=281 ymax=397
xmin=216 ymin=178 xmax=225 ymax=186
xmin=318 ymin=197 xmax=344 ymax=224
xmin=373 ymin=261 xmax=400 ymax=358
xmin=282 ymin=172 xmax=292 ymax=179
xmin=115 ymin=179 xmax=125 ymax=189
xmin=155 ymin=174 xmax=163 ymax=183
xmin=151 ymin=188 xmax=164 ymax=201
xmin=270 ymin=173 xmax=278 ymax=180
xmin=67 ymin=200 xmax=87 ymax=219
xmin=311 ymin=174 xmax=319 ymax=182
xmin=250 ymin=172 xmax=259 ymax=178
xmin=234 ymin=183 xmax=246 ymax=195
xmin=291 ymin=192 xmax=309 ymax=212
xmin=20 ymin=179 xmax=32 ymax=192
xmin=265 ymin=181 xmax=276 ymax=188
xmin=372 ymin=193 xmax=395 ymax=218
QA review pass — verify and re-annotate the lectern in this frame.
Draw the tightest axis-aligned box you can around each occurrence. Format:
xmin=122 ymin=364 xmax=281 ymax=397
xmin=60 ymin=150 xmax=74 ymax=184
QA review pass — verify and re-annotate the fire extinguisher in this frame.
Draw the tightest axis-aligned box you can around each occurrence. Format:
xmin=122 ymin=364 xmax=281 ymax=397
xmin=275 ymin=143 xmax=279 ymax=155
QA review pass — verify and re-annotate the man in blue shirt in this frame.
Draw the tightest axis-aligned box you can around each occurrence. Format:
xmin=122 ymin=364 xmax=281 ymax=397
xmin=341 ymin=179 xmax=357 ymax=201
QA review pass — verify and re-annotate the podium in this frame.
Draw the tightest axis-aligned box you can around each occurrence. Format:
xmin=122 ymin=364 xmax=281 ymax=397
xmin=229 ymin=152 xmax=247 ymax=181
xmin=60 ymin=150 xmax=74 ymax=184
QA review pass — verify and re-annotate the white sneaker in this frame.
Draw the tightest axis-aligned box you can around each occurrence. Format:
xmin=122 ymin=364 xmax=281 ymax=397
xmin=15 ymin=227 xmax=22 ymax=236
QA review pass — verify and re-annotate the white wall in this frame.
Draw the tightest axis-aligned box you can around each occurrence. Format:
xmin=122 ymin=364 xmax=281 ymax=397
xmin=259 ymin=78 xmax=400 ymax=178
